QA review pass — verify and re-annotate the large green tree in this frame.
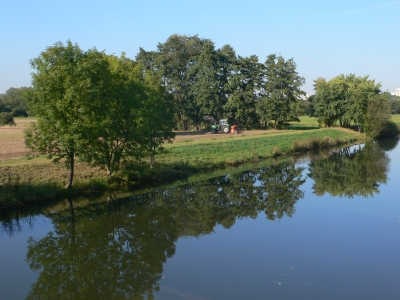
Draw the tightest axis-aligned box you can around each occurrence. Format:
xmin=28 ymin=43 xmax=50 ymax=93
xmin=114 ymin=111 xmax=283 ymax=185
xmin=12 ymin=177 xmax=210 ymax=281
xmin=137 ymin=34 xmax=209 ymax=130
xmin=78 ymin=54 xmax=174 ymax=174
xmin=25 ymin=41 xmax=174 ymax=187
xmin=224 ymin=55 xmax=261 ymax=128
xmin=25 ymin=41 xmax=110 ymax=188
xmin=256 ymin=54 xmax=305 ymax=129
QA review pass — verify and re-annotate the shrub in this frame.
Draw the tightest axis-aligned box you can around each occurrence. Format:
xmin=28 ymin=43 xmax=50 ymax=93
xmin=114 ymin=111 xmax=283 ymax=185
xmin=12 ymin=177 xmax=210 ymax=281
xmin=12 ymin=107 xmax=28 ymax=117
xmin=272 ymin=146 xmax=282 ymax=156
xmin=306 ymin=137 xmax=320 ymax=150
xmin=320 ymin=136 xmax=331 ymax=148
xmin=0 ymin=112 xmax=16 ymax=126
xmin=378 ymin=121 xmax=400 ymax=138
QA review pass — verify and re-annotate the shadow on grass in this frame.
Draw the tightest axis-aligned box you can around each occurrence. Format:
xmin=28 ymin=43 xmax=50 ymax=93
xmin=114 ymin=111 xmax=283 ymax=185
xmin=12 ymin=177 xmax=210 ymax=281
xmin=288 ymin=125 xmax=320 ymax=130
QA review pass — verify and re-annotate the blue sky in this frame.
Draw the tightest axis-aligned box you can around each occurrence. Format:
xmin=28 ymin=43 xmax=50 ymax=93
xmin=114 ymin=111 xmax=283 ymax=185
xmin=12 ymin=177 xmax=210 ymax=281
xmin=1 ymin=0 xmax=399 ymax=94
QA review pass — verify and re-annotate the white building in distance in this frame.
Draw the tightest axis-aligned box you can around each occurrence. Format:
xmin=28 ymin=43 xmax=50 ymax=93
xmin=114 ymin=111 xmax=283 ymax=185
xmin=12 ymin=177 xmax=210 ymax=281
xmin=392 ymin=88 xmax=400 ymax=96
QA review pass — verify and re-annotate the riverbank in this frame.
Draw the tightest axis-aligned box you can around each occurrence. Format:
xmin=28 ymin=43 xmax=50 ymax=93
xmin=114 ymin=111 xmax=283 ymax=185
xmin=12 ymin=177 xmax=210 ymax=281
xmin=0 ymin=121 xmax=362 ymax=210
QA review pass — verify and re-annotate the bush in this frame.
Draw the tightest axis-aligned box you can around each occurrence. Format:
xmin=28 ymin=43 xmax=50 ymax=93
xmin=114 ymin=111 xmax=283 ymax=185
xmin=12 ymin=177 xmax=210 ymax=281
xmin=12 ymin=107 xmax=28 ymax=117
xmin=378 ymin=121 xmax=400 ymax=138
xmin=0 ymin=112 xmax=16 ymax=126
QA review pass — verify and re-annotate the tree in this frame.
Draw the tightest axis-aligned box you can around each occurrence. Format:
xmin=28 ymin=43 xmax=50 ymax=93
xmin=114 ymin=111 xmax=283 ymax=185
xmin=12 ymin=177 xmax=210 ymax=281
xmin=256 ymin=54 xmax=305 ymax=129
xmin=77 ymin=54 xmax=174 ymax=174
xmin=363 ymin=93 xmax=392 ymax=139
xmin=190 ymin=43 xmax=236 ymax=124
xmin=25 ymin=41 xmax=110 ymax=188
xmin=26 ymin=41 xmax=175 ymax=186
xmin=0 ymin=112 xmax=16 ymax=126
xmin=390 ymin=95 xmax=400 ymax=114
xmin=0 ymin=87 xmax=32 ymax=116
xmin=313 ymin=74 xmax=381 ymax=129
xmin=224 ymin=55 xmax=261 ymax=128
xmin=137 ymin=34 xmax=209 ymax=130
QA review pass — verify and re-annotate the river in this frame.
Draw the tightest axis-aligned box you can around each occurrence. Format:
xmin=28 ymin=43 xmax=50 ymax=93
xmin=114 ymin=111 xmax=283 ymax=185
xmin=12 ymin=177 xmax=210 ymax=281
xmin=1 ymin=140 xmax=399 ymax=299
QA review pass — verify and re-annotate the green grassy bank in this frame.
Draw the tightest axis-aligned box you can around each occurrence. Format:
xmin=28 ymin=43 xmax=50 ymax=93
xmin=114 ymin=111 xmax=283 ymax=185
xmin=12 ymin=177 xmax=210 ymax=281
xmin=0 ymin=126 xmax=361 ymax=210
xmin=158 ymin=128 xmax=358 ymax=168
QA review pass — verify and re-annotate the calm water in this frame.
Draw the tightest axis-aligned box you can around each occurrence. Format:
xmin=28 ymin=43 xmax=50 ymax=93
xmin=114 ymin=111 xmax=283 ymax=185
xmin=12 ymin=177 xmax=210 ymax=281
xmin=1 ymin=141 xmax=400 ymax=300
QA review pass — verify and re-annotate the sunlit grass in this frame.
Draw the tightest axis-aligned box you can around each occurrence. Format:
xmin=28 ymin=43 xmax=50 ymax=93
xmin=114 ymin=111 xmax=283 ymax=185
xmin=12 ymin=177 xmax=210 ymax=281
xmin=392 ymin=114 xmax=400 ymax=125
xmin=289 ymin=116 xmax=320 ymax=130
xmin=159 ymin=128 xmax=360 ymax=168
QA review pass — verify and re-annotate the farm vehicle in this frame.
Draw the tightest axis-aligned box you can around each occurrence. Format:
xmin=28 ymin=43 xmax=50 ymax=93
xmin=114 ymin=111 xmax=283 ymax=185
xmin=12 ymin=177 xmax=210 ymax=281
xmin=203 ymin=116 xmax=239 ymax=134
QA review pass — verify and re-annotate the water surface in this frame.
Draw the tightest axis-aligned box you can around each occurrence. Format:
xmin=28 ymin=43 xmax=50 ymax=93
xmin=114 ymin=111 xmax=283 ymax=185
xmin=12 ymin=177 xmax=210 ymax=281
xmin=1 ymin=141 xmax=399 ymax=299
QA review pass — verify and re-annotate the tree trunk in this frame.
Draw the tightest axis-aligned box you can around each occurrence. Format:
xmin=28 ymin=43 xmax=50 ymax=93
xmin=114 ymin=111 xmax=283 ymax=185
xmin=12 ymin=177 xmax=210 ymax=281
xmin=67 ymin=197 xmax=75 ymax=223
xmin=66 ymin=153 xmax=75 ymax=189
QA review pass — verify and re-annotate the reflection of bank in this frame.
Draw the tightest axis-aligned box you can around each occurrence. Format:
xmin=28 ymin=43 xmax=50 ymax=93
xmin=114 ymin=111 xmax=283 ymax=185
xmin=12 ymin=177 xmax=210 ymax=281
xmin=308 ymin=143 xmax=389 ymax=198
xmin=24 ymin=161 xmax=306 ymax=299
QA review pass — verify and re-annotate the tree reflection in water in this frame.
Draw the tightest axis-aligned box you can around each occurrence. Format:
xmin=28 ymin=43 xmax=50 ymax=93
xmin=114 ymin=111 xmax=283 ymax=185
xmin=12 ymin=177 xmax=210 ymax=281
xmin=308 ymin=143 xmax=390 ymax=198
xmin=25 ymin=162 xmax=305 ymax=299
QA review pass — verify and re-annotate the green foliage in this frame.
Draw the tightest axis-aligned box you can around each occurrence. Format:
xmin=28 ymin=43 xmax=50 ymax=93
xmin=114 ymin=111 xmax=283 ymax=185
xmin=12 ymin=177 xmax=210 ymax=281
xmin=224 ymin=55 xmax=261 ymax=128
xmin=313 ymin=74 xmax=381 ymax=130
xmin=137 ymin=34 xmax=210 ymax=130
xmin=77 ymin=54 xmax=175 ymax=173
xmin=24 ymin=41 xmax=111 ymax=188
xmin=363 ymin=94 xmax=392 ymax=139
xmin=0 ymin=112 xmax=16 ymax=126
xmin=390 ymin=97 xmax=400 ymax=114
xmin=25 ymin=41 xmax=175 ymax=187
xmin=137 ymin=34 xmax=314 ymax=131
xmin=301 ymin=98 xmax=315 ymax=116
xmin=379 ymin=120 xmax=400 ymax=138
xmin=256 ymin=54 xmax=305 ymax=129
xmin=0 ymin=87 xmax=32 ymax=116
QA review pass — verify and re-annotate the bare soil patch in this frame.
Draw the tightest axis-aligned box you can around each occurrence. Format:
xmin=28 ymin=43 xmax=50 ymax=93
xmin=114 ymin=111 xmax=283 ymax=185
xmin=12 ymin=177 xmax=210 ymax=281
xmin=0 ymin=119 xmax=34 ymax=160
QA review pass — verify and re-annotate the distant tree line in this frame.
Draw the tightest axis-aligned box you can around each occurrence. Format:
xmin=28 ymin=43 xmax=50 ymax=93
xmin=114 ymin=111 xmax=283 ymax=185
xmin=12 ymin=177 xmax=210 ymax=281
xmin=0 ymin=87 xmax=31 ymax=116
xmin=390 ymin=95 xmax=400 ymax=114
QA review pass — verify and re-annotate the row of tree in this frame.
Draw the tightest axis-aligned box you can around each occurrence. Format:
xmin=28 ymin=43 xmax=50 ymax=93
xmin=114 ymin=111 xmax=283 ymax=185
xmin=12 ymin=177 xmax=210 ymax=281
xmin=4 ymin=35 xmax=397 ymax=136
xmin=137 ymin=34 xmax=306 ymax=130
xmin=25 ymin=41 xmax=175 ymax=188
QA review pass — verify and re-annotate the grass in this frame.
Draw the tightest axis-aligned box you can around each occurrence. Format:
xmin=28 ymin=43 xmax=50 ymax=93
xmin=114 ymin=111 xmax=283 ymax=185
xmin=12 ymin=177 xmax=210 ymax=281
xmin=157 ymin=128 xmax=360 ymax=169
xmin=0 ymin=116 xmax=363 ymax=210
xmin=392 ymin=114 xmax=400 ymax=125
xmin=288 ymin=116 xmax=320 ymax=130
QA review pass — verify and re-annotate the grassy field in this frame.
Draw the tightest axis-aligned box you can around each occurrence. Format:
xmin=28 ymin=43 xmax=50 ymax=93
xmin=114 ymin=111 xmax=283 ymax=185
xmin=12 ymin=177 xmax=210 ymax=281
xmin=0 ymin=116 xmax=364 ymax=209
xmin=158 ymin=128 xmax=359 ymax=168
